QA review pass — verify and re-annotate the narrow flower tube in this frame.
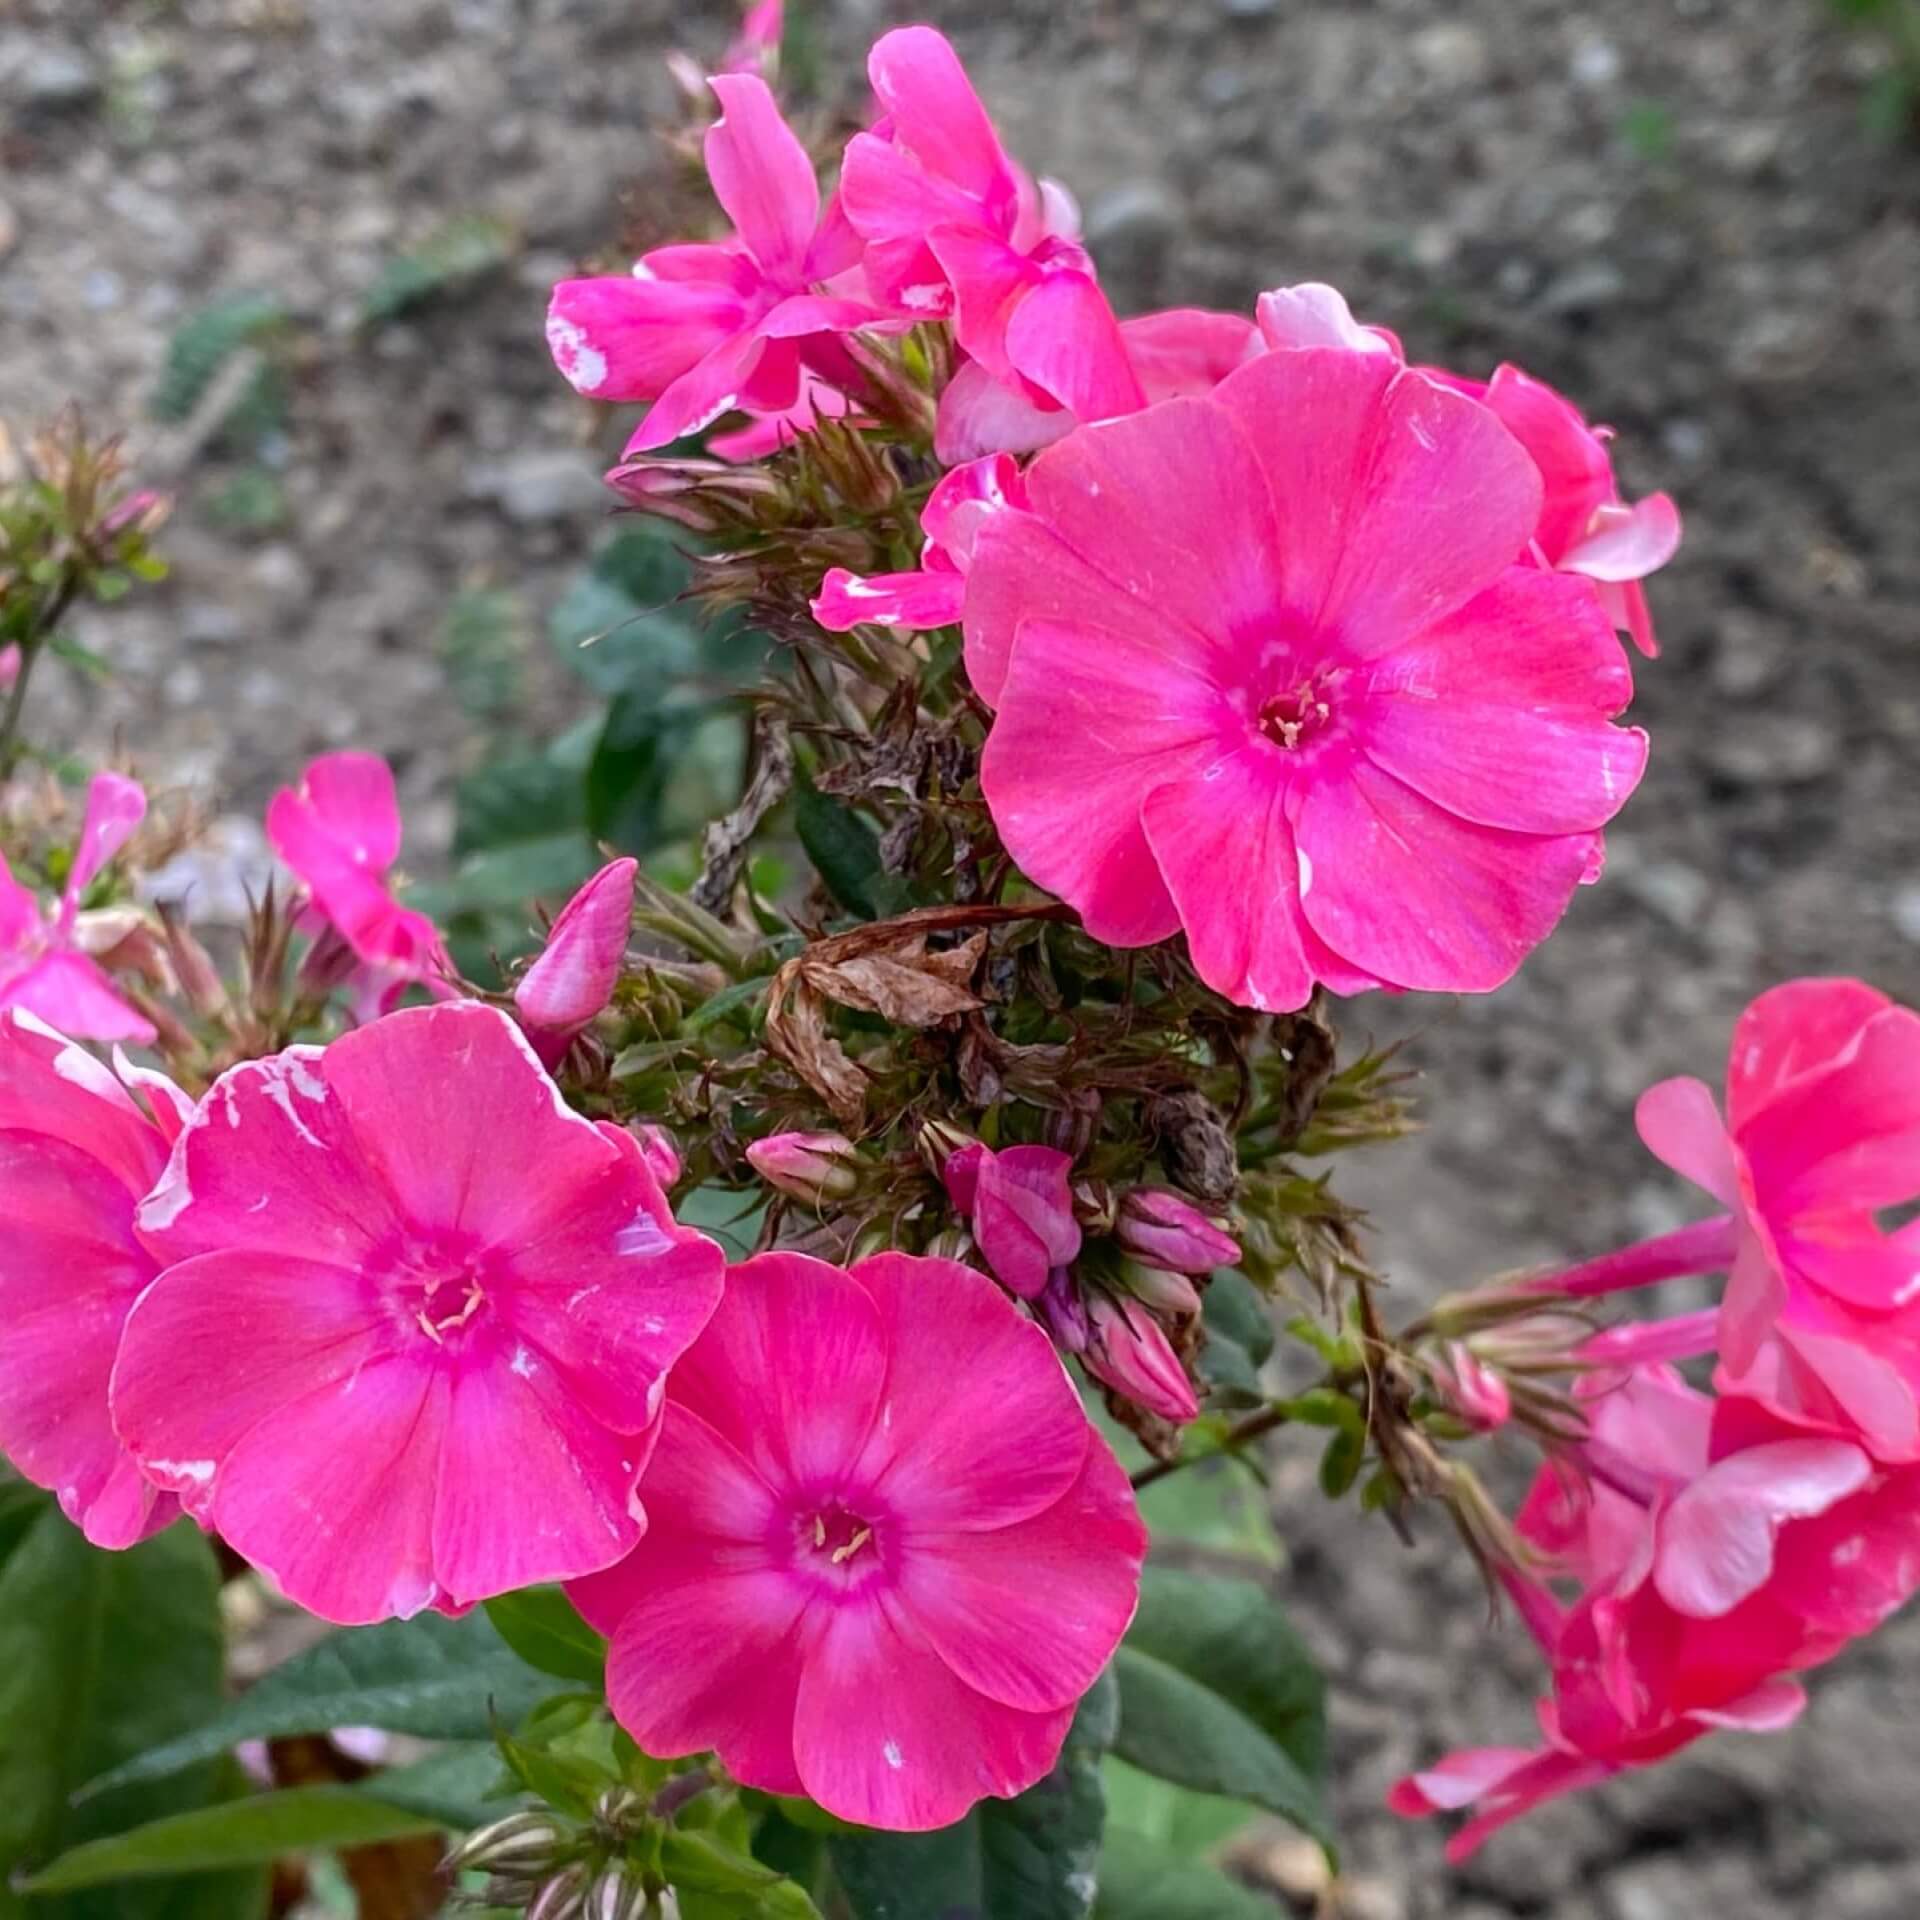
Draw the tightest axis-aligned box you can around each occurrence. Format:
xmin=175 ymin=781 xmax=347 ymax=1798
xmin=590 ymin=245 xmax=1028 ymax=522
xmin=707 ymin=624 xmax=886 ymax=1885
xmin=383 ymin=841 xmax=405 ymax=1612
xmin=1518 ymin=1215 xmax=1739 ymax=1300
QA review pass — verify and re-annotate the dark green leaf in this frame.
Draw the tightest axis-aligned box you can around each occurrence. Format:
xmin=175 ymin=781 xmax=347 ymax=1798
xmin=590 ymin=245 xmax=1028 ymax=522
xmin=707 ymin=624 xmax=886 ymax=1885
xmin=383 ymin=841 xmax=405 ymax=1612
xmin=362 ymin=1743 xmax=519 ymax=1829
xmin=587 ymin=691 xmax=675 ymax=851
xmin=360 ymin=213 xmax=516 ymax=324
xmin=793 ymin=775 xmax=883 ymax=920
xmin=483 ymin=1588 xmax=607 ymax=1688
xmin=150 ymin=292 xmax=286 ymax=424
xmin=0 ymin=1509 xmax=261 ymax=1920
xmin=23 ymin=1788 xmax=445 ymax=1891
xmin=452 ymin=752 xmax=587 ymax=859
xmin=828 ymin=1668 xmax=1115 ymax=1920
xmin=1204 ymin=1271 xmax=1274 ymax=1368
xmin=1100 ymin=1759 xmax=1254 ymax=1861
xmin=1318 ymin=1426 xmax=1365 ymax=1499
xmin=1111 ymin=1568 xmax=1329 ymax=1848
xmin=412 ymin=832 xmax=601 ymax=922
xmin=1091 ymin=1829 xmax=1276 ymax=1920
xmin=548 ymin=529 xmax=698 ymax=697
xmin=81 ymin=1609 xmax=553 ymax=1799
xmin=683 ymin=975 xmax=773 ymax=1037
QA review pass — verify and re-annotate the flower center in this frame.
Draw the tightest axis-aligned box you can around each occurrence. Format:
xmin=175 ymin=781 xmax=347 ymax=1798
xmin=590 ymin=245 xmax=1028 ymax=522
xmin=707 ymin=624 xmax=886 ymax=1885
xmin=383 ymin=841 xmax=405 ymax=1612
xmin=373 ymin=1237 xmax=497 ymax=1349
xmin=1257 ymin=682 xmax=1333 ymax=751
xmin=409 ymin=1269 xmax=488 ymax=1344
xmin=795 ymin=1503 xmax=885 ymax=1588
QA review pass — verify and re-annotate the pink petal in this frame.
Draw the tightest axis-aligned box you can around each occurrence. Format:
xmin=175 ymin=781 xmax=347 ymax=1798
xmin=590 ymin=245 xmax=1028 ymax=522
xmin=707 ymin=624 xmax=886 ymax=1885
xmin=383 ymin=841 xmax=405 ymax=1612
xmin=1 ymin=950 xmax=156 ymax=1046
xmin=1119 ymin=308 xmax=1261 ymax=401
xmin=1002 ymin=270 xmax=1145 ymax=421
xmin=704 ymin=74 xmax=819 ymax=285
xmin=1352 ymin=570 xmax=1646 ymax=835
xmin=210 ymin=1354 xmax=448 ymax=1624
xmin=1767 ymin=1319 xmax=1920 ymax=1462
xmin=980 ymin=617 xmax=1227 ymax=947
xmin=757 ymin=293 xmax=883 ymax=339
xmin=0 ymin=852 xmax=41 ymax=951
xmin=113 ymin=1048 xmax=197 ymax=1145
xmin=598 ymin=1521 xmax=808 ymax=1797
xmin=62 ymin=771 xmax=147 ymax=916
xmin=899 ymin=1433 xmax=1143 ymax=1713
xmin=1018 ymin=395 xmax=1280 ymax=667
xmin=1634 ymin=1076 xmax=1742 ymax=1207
xmin=290 ymin=752 xmax=404 ymax=873
xmin=625 ymin=329 xmax=775 ymax=454
xmin=110 ymin=1248 xmax=394 ymax=1519
xmin=1601 ymin=577 xmax=1661 ymax=659
xmin=918 ymin=452 xmax=1028 ymax=566
xmin=1210 ymin=352 xmax=1541 ymax=654
xmin=926 ymin=226 xmax=1042 ymax=384
xmin=1473 ymin=364 xmax=1614 ymax=559
xmin=1764 ymin=1470 xmax=1920 ymax=1637
xmin=136 ymin=1047 xmax=397 ymax=1267
xmin=430 ymin=1328 xmax=652 ymax=1603
xmin=811 ymin=567 xmax=966 ymax=633
xmin=1687 ymin=1678 xmax=1807 ymax=1735
xmin=1292 ymin=756 xmax=1596 ymax=993
xmin=1561 ymin=495 xmax=1683 ymax=583
xmin=667 ymin=1251 xmax=886 ymax=1495
xmin=546 ymin=276 xmax=749 ymax=403
xmin=1255 ymin=283 xmax=1401 ymax=356
xmin=318 ymin=1002 xmax=616 ymax=1250
xmin=793 ymin=1596 xmax=1072 ymax=1829
xmin=1433 ymin=1753 xmax=1614 ymax=1862
xmin=866 ymin=26 xmax=1016 ymax=211
xmin=1653 ymin=1439 xmax=1872 ymax=1616
xmin=1725 ymin=978 xmax=1891 ymax=1132
xmin=1387 ymin=1746 xmax=1543 ymax=1816
xmin=1779 ymin=1217 xmax=1920 ymax=1314
xmin=0 ymin=1007 xmax=165 ymax=1194
xmin=1139 ymin=749 xmax=1316 ymax=1012
xmin=933 ymin=358 xmax=1073 ymax=464
xmin=846 ymin=1253 xmax=1091 ymax=1533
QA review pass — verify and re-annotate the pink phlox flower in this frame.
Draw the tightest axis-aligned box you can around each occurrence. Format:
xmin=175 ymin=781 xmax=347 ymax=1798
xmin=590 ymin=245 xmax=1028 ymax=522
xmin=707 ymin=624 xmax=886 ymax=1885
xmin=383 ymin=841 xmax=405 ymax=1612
xmin=265 ymin=751 xmax=453 ymax=1017
xmin=1633 ymin=978 xmax=1920 ymax=1460
xmin=813 ymin=452 xmax=1028 ymax=634
xmin=0 ymin=771 xmax=154 ymax=1044
xmin=514 ymin=857 xmax=637 ymax=1067
xmin=111 ymin=1000 xmax=726 ymax=1624
xmin=720 ymin=0 xmax=782 ymax=76
xmin=547 ymin=75 xmax=882 ymax=455
xmin=706 ymin=368 xmax=867 ymax=462
xmin=569 ymin=1248 xmax=1146 ymax=1830
xmin=0 ymin=1007 xmax=186 ymax=1546
xmin=1118 ymin=308 xmax=1262 ymax=402
xmin=0 ymin=643 xmax=19 ymax=692
xmin=966 ymin=347 xmax=1647 ymax=1010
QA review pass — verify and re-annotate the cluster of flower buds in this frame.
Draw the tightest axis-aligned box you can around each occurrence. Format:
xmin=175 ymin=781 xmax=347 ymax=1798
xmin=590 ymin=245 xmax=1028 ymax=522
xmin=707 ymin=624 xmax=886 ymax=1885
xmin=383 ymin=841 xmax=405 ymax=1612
xmin=446 ymin=1799 xmax=658 ymax=1920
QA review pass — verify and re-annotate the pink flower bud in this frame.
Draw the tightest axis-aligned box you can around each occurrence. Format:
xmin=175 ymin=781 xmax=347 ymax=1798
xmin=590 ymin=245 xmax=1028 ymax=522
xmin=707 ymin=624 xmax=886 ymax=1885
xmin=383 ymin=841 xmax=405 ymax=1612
xmin=1039 ymin=1267 xmax=1092 ymax=1354
xmin=0 ymin=644 xmax=18 ymax=692
xmin=1429 ymin=1341 xmax=1511 ymax=1433
xmin=1084 ymin=1295 xmax=1200 ymax=1425
xmin=937 ymin=1138 xmax=989 ymax=1214
xmin=1114 ymin=1188 xmax=1241 ymax=1274
xmin=972 ymin=1145 xmax=1081 ymax=1301
xmin=635 ymin=1123 xmax=681 ymax=1188
xmin=747 ymin=1130 xmax=861 ymax=1204
xmin=1122 ymin=1262 xmax=1204 ymax=1320
xmin=920 ymin=1120 xmax=984 ymax=1200
xmin=514 ymin=858 xmax=637 ymax=1066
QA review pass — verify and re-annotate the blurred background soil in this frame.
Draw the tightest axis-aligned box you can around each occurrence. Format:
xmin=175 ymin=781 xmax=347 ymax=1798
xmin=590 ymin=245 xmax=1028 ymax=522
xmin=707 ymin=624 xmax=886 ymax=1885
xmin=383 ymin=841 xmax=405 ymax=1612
xmin=5 ymin=0 xmax=1920 ymax=1914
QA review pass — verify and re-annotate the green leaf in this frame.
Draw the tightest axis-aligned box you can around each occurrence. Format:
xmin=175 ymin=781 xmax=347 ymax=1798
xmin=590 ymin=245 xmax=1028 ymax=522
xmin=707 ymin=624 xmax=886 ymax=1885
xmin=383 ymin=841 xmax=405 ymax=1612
xmin=360 ymin=212 xmax=517 ymax=325
xmin=1111 ymin=1568 xmax=1329 ymax=1848
xmin=1100 ymin=1760 xmax=1253 ymax=1861
xmin=22 ymin=1787 xmax=445 ymax=1891
xmin=483 ymin=1588 xmax=607 ymax=1688
xmin=81 ymin=1609 xmax=554 ymax=1799
xmin=413 ymin=832 xmax=602 ymax=921
xmin=0 ymin=1509 xmax=261 ymax=1920
xmin=452 ymin=752 xmax=587 ymax=859
xmin=1204 ymin=1271 xmax=1274 ymax=1367
xmin=587 ymin=690 xmax=676 ymax=852
xmin=549 ymin=528 xmax=698 ymax=697
xmin=361 ymin=1742 xmax=519 ymax=1829
xmin=149 ymin=292 xmax=286 ymax=425
xmin=827 ymin=1668 xmax=1115 ymax=1920
xmin=1091 ymin=1829 xmax=1276 ymax=1920
xmin=792 ymin=774 xmax=883 ymax=919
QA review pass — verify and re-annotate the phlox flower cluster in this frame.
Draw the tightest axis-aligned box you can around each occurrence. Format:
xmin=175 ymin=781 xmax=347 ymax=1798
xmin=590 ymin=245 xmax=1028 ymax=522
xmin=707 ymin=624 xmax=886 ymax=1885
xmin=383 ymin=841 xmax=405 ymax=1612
xmin=554 ymin=24 xmax=1677 ymax=1015
xmin=1394 ymin=979 xmax=1920 ymax=1855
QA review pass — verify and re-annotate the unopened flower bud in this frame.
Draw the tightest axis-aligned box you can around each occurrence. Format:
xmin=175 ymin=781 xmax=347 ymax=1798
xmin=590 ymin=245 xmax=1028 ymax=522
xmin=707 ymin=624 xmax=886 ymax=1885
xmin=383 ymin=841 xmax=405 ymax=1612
xmin=526 ymin=1864 xmax=592 ymax=1920
xmin=747 ymin=1130 xmax=861 ymax=1204
xmin=584 ymin=1866 xmax=656 ymax=1920
xmin=1038 ymin=1266 xmax=1091 ymax=1354
xmin=0 ymin=644 xmax=18 ymax=692
xmin=918 ymin=1119 xmax=981 ymax=1198
xmin=1121 ymin=1261 xmax=1204 ymax=1320
xmin=1427 ymin=1342 xmax=1511 ymax=1433
xmin=159 ymin=903 xmax=231 ymax=1019
xmin=922 ymin=1225 xmax=975 ymax=1262
xmin=1071 ymin=1178 xmax=1116 ymax=1234
xmin=1115 ymin=1188 xmax=1242 ymax=1274
xmin=634 ymin=1122 xmax=680 ymax=1188
xmin=603 ymin=457 xmax=780 ymax=532
xmin=1084 ymin=1294 xmax=1200 ymax=1424
xmin=295 ymin=919 xmax=362 ymax=1001
xmin=444 ymin=1810 xmax=569 ymax=1876
xmin=515 ymin=858 xmax=637 ymax=1067
xmin=1044 ymin=1088 xmax=1101 ymax=1159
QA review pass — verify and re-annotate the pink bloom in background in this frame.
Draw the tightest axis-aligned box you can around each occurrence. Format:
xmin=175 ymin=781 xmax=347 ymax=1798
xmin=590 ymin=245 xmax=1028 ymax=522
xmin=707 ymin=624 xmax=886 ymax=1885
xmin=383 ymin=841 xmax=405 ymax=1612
xmin=633 ymin=1123 xmax=681 ymax=1188
xmin=112 ymin=1000 xmax=725 ymax=1624
xmin=0 ymin=643 xmax=18 ymax=691
xmin=0 ymin=771 xmax=154 ymax=1044
xmin=1635 ymin=977 xmax=1920 ymax=1460
xmin=0 ymin=1008 xmax=186 ymax=1547
xmin=1083 ymin=1295 xmax=1200 ymax=1425
xmin=969 ymin=347 xmax=1647 ymax=1010
xmin=813 ymin=452 xmax=1028 ymax=633
xmin=266 ymin=752 xmax=451 ymax=1014
xmin=720 ymin=0 xmax=783 ymax=75
xmin=939 ymin=1140 xmax=1080 ymax=1300
xmin=547 ymin=75 xmax=877 ymax=454
xmin=514 ymin=857 xmax=637 ymax=1067
xmin=571 ymin=1249 xmax=1146 ymax=1829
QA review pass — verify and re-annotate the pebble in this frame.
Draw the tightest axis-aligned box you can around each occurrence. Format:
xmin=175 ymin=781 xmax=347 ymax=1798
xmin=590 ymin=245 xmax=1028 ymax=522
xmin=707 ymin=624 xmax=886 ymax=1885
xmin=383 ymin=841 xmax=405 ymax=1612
xmin=464 ymin=449 xmax=607 ymax=524
xmin=13 ymin=40 xmax=101 ymax=111
xmin=1702 ymin=713 xmax=1840 ymax=788
xmin=1891 ymin=884 xmax=1920 ymax=945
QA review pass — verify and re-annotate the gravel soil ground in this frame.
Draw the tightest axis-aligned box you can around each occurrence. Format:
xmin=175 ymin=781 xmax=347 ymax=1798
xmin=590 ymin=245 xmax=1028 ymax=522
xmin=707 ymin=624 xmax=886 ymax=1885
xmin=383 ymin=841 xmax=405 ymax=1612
xmin=4 ymin=1 xmax=1920 ymax=1915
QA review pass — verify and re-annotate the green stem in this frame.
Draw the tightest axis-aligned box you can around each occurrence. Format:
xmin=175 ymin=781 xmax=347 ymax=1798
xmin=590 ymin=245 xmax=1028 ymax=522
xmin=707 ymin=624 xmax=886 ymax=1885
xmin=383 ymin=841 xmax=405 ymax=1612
xmin=0 ymin=573 xmax=79 ymax=776
xmin=1130 ymin=1402 xmax=1294 ymax=1491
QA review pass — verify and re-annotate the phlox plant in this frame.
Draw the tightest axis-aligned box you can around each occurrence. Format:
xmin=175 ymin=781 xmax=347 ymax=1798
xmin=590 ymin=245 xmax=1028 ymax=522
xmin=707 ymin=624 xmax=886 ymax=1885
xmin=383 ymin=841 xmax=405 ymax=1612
xmin=3 ymin=11 xmax=1919 ymax=1920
